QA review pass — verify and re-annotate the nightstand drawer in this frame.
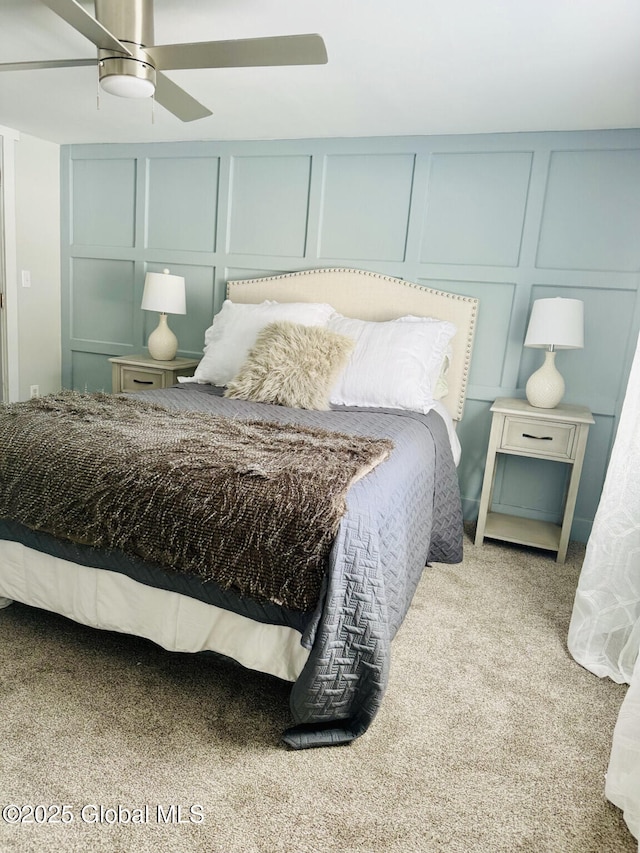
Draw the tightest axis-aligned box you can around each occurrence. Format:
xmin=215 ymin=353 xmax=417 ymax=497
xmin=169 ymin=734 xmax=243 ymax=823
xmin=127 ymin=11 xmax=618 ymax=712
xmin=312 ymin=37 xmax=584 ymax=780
xmin=120 ymin=367 xmax=165 ymax=391
xmin=500 ymin=416 xmax=576 ymax=459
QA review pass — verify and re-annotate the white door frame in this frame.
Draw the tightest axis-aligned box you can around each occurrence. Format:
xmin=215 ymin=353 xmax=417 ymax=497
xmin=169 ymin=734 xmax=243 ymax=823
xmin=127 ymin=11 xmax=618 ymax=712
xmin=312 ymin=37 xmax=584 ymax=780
xmin=0 ymin=125 xmax=20 ymax=402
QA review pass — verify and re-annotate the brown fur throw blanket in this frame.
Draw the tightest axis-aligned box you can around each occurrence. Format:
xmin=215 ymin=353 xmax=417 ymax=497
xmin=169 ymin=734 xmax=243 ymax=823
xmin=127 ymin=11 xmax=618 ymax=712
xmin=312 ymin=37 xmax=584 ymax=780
xmin=0 ymin=392 xmax=393 ymax=611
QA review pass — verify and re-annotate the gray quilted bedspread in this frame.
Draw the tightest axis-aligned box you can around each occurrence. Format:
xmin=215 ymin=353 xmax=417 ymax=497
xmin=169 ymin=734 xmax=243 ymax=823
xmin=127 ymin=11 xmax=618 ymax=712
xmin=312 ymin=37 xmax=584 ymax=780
xmin=0 ymin=385 xmax=462 ymax=749
xmin=136 ymin=385 xmax=463 ymax=748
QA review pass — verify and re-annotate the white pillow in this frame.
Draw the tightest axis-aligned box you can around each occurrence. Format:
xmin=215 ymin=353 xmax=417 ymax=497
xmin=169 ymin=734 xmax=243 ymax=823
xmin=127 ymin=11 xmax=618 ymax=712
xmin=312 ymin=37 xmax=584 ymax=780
xmin=327 ymin=313 xmax=456 ymax=412
xmin=194 ymin=300 xmax=335 ymax=386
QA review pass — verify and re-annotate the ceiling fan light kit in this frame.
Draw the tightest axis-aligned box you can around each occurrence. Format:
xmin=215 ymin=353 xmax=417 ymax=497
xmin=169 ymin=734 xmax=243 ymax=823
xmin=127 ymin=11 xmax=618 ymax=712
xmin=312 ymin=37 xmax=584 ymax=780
xmin=99 ymin=69 xmax=155 ymax=99
xmin=98 ymin=52 xmax=156 ymax=99
xmin=2 ymin=0 xmax=328 ymax=122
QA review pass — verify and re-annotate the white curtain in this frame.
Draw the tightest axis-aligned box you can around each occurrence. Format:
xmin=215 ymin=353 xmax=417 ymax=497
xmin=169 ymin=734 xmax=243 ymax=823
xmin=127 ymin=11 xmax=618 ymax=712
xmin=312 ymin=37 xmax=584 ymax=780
xmin=568 ymin=331 xmax=640 ymax=844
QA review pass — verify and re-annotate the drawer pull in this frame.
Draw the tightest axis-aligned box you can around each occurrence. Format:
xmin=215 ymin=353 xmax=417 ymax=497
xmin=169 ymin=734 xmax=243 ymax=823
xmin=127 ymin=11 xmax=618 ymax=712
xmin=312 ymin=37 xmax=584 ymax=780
xmin=133 ymin=379 xmax=154 ymax=385
xmin=522 ymin=432 xmax=553 ymax=441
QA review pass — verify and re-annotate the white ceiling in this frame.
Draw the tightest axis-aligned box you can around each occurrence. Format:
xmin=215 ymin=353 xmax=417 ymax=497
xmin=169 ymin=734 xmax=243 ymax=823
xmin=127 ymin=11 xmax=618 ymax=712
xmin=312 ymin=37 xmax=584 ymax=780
xmin=0 ymin=0 xmax=639 ymax=146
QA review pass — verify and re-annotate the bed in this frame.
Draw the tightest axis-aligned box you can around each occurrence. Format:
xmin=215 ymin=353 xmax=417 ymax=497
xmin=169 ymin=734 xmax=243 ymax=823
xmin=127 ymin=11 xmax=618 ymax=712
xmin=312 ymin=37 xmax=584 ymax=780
xmin=0 ymin=268 xmax=478 ymax=749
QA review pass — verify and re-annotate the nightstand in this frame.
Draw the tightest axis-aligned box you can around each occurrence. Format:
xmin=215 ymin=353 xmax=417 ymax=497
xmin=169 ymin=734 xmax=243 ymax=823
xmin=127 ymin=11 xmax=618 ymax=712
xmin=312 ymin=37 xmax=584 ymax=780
xmin=475 ymin=397 xmax=594 ymax=563
xmin=109 ymin=354 xmax=200 ymax=394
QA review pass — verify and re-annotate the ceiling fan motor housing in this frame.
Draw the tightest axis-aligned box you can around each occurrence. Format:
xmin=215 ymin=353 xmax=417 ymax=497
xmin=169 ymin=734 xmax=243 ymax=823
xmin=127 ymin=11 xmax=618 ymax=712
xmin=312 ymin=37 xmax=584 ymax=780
xmin=96 ymin=0 xmax=156 ymax=97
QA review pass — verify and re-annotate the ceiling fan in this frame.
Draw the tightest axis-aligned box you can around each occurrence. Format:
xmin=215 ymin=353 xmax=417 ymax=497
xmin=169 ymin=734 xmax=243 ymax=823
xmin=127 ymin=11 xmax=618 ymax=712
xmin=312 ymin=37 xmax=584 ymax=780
xmin=0 ymin=0 xmax=328 ymax=121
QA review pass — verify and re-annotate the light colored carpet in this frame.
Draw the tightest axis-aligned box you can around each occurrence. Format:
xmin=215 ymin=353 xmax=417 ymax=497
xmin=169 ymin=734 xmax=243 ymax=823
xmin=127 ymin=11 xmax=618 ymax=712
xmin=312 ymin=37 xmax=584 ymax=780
xmin=0 ymin=527 xmax=635 ymax=853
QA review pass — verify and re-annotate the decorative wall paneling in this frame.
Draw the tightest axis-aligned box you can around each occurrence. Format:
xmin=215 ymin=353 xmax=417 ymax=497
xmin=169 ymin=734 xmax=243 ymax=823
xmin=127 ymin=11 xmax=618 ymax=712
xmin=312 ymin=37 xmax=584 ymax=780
xmin=61 ymin=130 xmax=640 ymax=542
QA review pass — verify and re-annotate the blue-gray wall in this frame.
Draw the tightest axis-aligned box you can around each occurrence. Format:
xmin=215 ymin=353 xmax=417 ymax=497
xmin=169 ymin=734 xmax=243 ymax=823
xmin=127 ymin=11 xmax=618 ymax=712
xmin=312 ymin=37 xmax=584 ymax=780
xmin=60 ymin=129 xmax=640 ymax=543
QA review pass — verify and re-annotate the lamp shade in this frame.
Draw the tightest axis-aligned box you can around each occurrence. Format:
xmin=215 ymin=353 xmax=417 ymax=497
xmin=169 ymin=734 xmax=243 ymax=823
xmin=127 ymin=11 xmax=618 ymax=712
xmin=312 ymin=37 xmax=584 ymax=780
xmin=524 ymin=297 xmax=584 ymax=350
xmin=141 ymin=269 xmax=186 ymax=316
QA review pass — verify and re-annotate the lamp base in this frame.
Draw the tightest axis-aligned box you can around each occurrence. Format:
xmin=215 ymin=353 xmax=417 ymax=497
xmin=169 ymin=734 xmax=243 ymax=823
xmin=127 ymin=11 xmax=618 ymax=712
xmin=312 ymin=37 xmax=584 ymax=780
xmin=525 ymin=350 xmax=565 ymax=408
xmin=147 ymin=313 xmax=178 ymax=361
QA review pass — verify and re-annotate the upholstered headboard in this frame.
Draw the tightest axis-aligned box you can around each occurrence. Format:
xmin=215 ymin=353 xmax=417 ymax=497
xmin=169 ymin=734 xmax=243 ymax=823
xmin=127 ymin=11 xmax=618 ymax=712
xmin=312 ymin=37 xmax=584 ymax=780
xmin=228 ymin=268 xmax=478 ymax=422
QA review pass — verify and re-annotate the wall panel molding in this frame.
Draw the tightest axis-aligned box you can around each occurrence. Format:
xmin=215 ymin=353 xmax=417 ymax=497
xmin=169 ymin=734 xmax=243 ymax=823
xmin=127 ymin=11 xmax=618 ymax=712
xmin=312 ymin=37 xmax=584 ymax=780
xmin=61 ymin=128 xmax=640 ymax=543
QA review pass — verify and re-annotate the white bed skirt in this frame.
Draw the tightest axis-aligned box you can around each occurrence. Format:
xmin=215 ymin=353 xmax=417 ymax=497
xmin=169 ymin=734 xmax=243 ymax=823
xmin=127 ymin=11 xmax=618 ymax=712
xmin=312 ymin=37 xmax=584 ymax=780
xmin=0 ymin=538 xmax=309 ymax=683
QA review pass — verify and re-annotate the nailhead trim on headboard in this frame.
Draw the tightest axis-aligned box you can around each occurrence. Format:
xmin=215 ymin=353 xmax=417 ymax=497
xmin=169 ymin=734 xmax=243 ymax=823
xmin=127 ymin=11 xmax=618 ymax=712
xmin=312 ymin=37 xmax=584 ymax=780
xmin=228 ymin=268 xmax=479 ymax=422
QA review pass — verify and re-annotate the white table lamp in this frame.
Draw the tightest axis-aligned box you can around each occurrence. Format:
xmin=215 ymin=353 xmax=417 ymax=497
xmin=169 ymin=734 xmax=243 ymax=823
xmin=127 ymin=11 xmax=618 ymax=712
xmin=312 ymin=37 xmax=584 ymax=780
xmin=524 ymin=297 xmax=584 ymax=408
xmin=141 ymin=269 xmax=186 ymax=361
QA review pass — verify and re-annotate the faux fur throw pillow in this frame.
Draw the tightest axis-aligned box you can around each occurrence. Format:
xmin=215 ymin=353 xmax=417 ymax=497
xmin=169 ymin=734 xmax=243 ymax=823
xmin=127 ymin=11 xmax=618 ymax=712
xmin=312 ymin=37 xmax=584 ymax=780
xmin=224 ymin=321 xmax=355 ymax=410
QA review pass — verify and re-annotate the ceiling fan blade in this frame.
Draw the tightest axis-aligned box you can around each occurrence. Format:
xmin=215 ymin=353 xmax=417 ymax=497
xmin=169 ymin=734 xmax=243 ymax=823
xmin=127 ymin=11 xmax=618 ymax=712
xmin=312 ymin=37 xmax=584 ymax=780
xmin=154 ymin=72 xmax=213 ymax=122
xmin=148 ymin=34 xmax=328 ymax=70
xmin=0 ymin=58 xmax=96 ymax=72
xmin=40 ymin=0 xmax=133 ymax=56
